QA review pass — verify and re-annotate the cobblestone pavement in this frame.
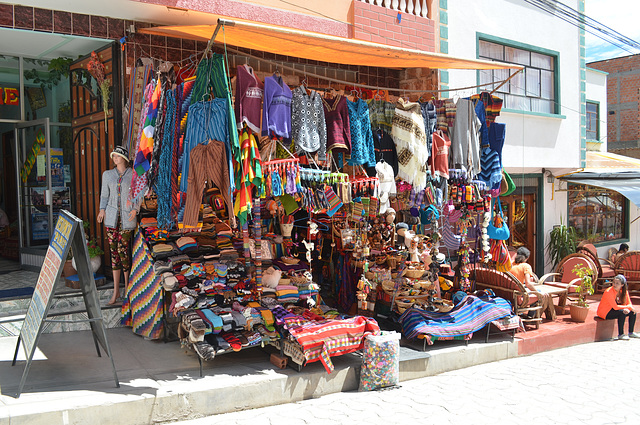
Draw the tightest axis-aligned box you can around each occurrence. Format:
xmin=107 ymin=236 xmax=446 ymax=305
xmin=169 ymin=339 xmax=640 ymax=425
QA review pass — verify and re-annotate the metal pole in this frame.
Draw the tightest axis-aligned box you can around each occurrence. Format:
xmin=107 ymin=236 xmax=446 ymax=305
xmin=200 ymin=19 xmax=236 ymax=62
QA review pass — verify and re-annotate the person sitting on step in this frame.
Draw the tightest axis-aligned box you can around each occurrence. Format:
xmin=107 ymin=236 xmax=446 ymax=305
xmin=597 ymin=274 xmax=638 ymax=340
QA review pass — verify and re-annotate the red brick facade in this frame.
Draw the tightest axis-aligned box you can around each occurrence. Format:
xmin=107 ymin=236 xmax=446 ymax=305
xmin=589 ymin=55 xmax=640 ymax=155
xmin=352 ymin=1 xmax=436 ymax=52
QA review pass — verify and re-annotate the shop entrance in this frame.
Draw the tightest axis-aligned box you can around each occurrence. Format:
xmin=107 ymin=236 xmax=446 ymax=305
xmin=0 ymin=31 xmax=113 ymax=274
xmin=500 ymin=192 xmax=537 ymax=271
xmin=13 ymin=118 xmax=74 ymax=270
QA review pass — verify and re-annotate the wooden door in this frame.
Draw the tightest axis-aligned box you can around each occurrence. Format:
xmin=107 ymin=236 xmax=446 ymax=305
xmin=500 ymin=193 xmax=537 ymax=271
xmin=70 ymin=43 xmax=122 ymax=268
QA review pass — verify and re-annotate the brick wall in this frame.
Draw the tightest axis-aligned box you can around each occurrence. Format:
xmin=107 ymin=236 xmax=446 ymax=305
xmin=589 ymin=55 xmax=640 ymax=155
xmin=0 ymin=3 xmax=401 ymax=92
xmin=352 ymin=1 xmax=436 ymax=52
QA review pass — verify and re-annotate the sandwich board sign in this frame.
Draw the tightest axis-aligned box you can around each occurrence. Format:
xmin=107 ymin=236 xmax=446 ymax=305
xmin=12 ymin=210 xmax=119 ymax=397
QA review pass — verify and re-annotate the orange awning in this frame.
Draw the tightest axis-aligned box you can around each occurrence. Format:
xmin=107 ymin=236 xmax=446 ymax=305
xmin=140 ymin=19 xmax=522 ymax=70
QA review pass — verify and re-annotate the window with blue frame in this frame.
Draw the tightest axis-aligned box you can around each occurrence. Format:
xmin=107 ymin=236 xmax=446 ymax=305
xmin=478 ymin=38 xmax=557 ymax=114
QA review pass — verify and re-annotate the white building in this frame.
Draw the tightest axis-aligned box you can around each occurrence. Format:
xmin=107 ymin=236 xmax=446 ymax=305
xmin=442 ymin=0 xmax=638 ymax=272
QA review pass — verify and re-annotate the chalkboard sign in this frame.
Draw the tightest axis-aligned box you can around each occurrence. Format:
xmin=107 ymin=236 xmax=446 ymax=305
xmin=13 ymin=210 xmax=118 ymax=397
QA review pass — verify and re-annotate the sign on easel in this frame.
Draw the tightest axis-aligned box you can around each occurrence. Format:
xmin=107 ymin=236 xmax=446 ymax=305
xmin=12 ymin=210 xmax=119 ymax=397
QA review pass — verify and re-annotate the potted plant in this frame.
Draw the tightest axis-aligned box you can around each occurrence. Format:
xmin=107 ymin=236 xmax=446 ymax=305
xmin=72 ymin=238 xmax=104 ymax=274
xmin=568 ymin=263 xmax=594 ymax=322
xmin=62 ymin=248 xmax=76 ymax=278
xmin=546 ymin=218 xmax=577 ymax=268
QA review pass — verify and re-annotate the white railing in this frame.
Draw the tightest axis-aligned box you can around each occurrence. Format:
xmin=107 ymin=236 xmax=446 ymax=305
xmin=357 ymin=0 xmax=430 ymax=18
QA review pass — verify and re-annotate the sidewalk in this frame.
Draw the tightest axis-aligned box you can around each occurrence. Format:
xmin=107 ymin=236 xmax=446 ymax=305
xmin=0 ymin=287 xmax=633 ymax=425
xmin=0 ymin=326 xmax=518 ymax=425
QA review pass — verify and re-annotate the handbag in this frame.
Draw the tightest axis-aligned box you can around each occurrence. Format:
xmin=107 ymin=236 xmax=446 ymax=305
xmin=487 ymin=197 xmax=510 ymax=240
xmin=490 ymin=239 xmax=512 ymax=272
xmin=500 ymin=170 xmax=516 ymax=196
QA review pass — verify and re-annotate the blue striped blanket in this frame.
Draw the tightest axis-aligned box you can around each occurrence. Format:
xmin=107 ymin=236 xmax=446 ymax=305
xmin=399 ymin=295 xmax=513 ymax=342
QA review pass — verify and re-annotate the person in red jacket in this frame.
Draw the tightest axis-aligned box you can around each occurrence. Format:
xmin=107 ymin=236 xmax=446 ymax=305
xmin=597 ymin=274 xmax=638 ymax=340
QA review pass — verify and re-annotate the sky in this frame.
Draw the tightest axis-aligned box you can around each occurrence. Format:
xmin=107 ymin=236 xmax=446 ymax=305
xmin=585 ymin=0 xmax=640 ymax=63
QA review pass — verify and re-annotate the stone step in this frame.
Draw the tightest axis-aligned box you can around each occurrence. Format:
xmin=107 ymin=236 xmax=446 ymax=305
xmin=0 ymin=279 xmax=126 ymax=337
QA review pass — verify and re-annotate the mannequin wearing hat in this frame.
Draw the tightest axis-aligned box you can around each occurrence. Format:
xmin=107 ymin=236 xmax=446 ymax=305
xmin=97 ymin=146 xmax=140 ymax=305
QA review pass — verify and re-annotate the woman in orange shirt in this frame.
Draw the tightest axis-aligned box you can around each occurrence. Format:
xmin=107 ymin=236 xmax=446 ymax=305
xmin=597 ymin=274 xmax=638 ymax=340
xmin=510 ymin=247 xmax=553 ymax=319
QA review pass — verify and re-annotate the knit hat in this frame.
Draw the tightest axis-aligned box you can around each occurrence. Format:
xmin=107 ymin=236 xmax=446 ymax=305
xmin=110 ymin=146 xmax=129 ymax=162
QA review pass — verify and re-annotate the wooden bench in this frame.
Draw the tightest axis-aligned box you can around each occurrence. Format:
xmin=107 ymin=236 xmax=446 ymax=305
xmin=472 ymin=266 xmax=543 ymax=329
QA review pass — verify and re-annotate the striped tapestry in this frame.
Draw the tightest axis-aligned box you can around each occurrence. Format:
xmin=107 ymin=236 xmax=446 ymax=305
xmin=121 ymin=229 xmax=164 ymax=339
xmin=399 ymin=295 xmax=512 ymax=344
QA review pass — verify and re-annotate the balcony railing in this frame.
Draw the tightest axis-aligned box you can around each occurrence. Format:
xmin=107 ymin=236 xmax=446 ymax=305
xmin=357 ymin=0 xmax=430 ymax=18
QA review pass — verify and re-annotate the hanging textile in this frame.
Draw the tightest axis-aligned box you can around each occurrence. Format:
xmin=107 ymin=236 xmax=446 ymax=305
xmin=133 ymin=78 xmax=161 ymax=176
xmin=262 ymin=74 xmax=292 ymax=139
xmin=190 ymin=53 xmax=240 ymax=163
xmin=322 ymin=94 xmax=351 ymax=154
xmin=129 ymin=82 xmax=155 ymax=207
xmin=373 ymin=128 xmax=398 ymax=177
xmin=121 ymin=229 xmax=164 ymax=340
xmin=183 ymin=140 xmax=233 ymax=227
xmin=156 ymin=89 xmax=176 ymax=229
xmin=420 ymin=100 xmax=437 ymax=163
xmin=123 ymin=60 xmax=153 ymax=158
xmin=470 ymin=91 xmax=504 ymax=125
xmin=367 ymin=98 xmax=395 ymax=134
xmin=147 ymin=74 xmax=171 ymax=190
xmin=180 ymin=98 xmax=232 ymax=194
xmin=391 ymin=98 xmax=428 ymax=190
xmin=172 ymin=79 xmax=195 ymax=218
xmin=430 ymin=130 xmax=451 ymax=179
xmin=451 ymin=98 xmax=481 ymax=178
xmin=234 ymin=128 xmax=263 ymax=225
xmin=346 ymin=98 xmax=375 ymax=167
xmin=235 ymin=64 xmax=263 ymax=133
xmin=292 ymin=86 xmax=327 ymax=160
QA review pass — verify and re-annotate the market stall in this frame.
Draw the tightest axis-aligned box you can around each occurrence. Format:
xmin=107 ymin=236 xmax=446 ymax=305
xmin=118 ymin=19 xmax=524 ymax=369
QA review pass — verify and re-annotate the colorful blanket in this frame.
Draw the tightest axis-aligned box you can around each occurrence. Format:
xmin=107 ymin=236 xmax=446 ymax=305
xmin=285 ymin=315 xmax=379 ymax=373
xmin=399 ymin=295 xmax=513 ymax=345
xmin=121 ymin=229 xmax=164 ymax=339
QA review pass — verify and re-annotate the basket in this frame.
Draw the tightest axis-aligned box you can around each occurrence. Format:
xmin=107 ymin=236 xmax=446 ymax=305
xmin=290 ymin=275 xmax=309 ymax=285
xmin=278 ymin=278 xmax=291 ymax=286
xmin=434 ymin=299 xmax=454 ymax=313
xmin=395 ymin=299 xmax=414 ymax=313
xmin=387 ymin=255 xmax=401 ymax=269
xmin=381 ymin=280 xmax=396 ymax=293
xmin=375 ymin=255 xmax=388 ymax=266
xmin=413 ymin=280 xmax=435 ymax=291
xmin=280 ymin=256 xmax=300 ymax=265
xmin=364 ymin=271 xmax=375 ymax=280
xmin=403 ymin=269 xmax=425 ymax=279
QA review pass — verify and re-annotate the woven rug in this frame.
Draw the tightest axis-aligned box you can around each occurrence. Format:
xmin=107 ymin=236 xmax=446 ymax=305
xmin=121 ymin=229 xmax=164 ymax=339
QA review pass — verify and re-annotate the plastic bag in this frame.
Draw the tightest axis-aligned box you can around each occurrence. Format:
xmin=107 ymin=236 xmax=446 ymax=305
xmin=359 ymin=331 xmax=401 ymax=391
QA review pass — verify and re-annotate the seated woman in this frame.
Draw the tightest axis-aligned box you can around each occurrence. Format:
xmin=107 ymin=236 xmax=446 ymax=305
xmin=597 ymin=274 xmax=638 ymax=340
xmin=612 ymin=243 xmax=629 ymax=263
xmin=510 ymin=247 xmax=554 ymax=320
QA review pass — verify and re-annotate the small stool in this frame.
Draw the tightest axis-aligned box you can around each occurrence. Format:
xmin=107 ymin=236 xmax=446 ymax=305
xmin=486 ymin=316 xmax=522 ymax=343
xmin=64 ymin=274 xmax=106 ymax=289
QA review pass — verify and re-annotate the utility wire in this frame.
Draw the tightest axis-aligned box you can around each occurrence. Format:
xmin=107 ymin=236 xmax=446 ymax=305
xmin=523 ymin=0 xmax=640 ymax=55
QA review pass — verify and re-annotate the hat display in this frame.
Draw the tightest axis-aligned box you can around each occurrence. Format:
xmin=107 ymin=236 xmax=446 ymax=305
xmin=110 ymin=146 xmax=130 ymax=161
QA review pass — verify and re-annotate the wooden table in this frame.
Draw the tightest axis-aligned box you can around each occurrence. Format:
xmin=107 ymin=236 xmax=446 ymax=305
xmin=534 ymin=284 xmax=568 ymax=320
